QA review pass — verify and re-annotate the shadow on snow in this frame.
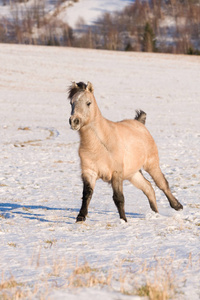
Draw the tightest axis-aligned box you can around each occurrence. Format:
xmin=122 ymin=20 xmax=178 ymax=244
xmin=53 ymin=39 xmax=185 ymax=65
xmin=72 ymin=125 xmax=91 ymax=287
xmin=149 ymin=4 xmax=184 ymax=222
xmin=0 ymin=203 xmax=79 ymax=223
xmin=0 ymin=203 xmax=144 ymax=223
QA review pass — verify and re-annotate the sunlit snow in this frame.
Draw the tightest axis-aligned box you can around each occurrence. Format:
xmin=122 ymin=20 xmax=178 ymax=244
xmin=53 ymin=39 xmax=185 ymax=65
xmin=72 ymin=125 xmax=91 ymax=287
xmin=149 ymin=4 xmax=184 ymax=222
xmin=0 ymin=44 xmax=200 ymax=299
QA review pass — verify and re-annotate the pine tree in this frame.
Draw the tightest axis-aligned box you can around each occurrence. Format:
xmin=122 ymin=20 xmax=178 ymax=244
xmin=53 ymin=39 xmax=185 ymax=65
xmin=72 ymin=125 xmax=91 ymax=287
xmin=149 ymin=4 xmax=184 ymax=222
xmin=142 ymin=22 xmax=157 ymax=52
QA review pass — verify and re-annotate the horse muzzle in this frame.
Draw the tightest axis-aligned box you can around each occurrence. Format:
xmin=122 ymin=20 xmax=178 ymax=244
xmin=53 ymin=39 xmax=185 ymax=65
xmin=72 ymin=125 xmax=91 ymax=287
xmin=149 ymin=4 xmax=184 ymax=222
xmin=69 ymin=116 xmax=81 ymax=130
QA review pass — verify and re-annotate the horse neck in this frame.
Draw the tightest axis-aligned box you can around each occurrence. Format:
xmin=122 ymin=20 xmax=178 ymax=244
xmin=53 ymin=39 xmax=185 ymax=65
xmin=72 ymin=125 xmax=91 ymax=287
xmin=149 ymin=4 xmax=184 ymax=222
xmin=79 ymin=102 xmax=110 ymax=147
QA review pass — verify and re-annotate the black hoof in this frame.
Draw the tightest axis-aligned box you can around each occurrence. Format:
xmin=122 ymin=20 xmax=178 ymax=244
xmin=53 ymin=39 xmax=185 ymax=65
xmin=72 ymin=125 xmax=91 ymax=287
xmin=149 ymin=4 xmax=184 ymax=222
xmin=172 ymin=202 xmax=183 ymax=211
xmin=76 ymin=215 xmax=86 ymax=222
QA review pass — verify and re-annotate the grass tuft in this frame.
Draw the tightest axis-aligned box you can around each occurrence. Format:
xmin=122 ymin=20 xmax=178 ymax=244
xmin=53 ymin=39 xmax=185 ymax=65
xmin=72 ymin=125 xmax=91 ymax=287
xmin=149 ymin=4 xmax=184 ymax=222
xmin=8 ymin=243 xmax=17 ymax=248
xmin=44 ymin=239 xmax=57 ymax=248
xmin=137 ymin=283 xmax=170 ymax=300
xmin=68 ymin=262 xmax=112 ymax=288
xmin=0 ymin=277 xmax=20 ymax=290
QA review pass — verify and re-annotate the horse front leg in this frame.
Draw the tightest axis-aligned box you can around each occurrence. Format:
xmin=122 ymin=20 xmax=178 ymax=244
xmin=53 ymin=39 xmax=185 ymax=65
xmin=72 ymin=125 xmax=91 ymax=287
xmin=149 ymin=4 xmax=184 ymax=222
xmin=76 ymin=172 xmax=96 ymax=222
xmin=112 ymin=171 xmax=127 ymax=222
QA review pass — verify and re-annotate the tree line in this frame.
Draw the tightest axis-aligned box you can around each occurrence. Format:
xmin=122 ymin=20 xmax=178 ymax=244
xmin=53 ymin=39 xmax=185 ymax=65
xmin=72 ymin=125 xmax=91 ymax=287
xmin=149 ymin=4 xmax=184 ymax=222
xmin=0 ymin=0 xmax=200 ymax=55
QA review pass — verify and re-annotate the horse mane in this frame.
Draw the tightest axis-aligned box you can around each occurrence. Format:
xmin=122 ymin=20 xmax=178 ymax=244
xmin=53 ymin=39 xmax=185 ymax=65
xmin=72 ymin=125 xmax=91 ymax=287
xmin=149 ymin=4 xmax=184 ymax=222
xmin=135 ymin=110 xmax=146 ymax=125
xmin=68 ymin=81 xmax=94 ymax=99
xmin=68 ymin=82 xmax=87 ymax=99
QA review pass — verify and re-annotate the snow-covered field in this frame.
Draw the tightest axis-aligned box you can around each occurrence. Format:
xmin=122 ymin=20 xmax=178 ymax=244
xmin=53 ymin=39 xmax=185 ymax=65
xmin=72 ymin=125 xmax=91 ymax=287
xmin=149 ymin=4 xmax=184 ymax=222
xmin=0 ymin=44 xmax=200 ymax=299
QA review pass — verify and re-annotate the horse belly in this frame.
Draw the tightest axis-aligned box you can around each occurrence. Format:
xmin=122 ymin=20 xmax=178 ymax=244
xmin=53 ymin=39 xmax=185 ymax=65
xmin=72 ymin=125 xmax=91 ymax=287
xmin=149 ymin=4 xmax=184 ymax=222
xmin=123 ymin=142 xmax=146 ymax=179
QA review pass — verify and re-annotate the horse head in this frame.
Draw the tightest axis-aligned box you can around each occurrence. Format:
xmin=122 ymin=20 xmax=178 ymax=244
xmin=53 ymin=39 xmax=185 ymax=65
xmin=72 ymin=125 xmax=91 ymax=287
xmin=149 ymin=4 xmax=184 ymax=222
xmin=68 ymin=81 xmax=96 ymax=131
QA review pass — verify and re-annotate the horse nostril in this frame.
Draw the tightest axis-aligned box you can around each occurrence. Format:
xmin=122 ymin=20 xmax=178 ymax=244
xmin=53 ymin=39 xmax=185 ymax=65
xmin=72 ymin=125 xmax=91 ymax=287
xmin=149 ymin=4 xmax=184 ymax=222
xmin=74 ymin=118 xmax=79 ymax=126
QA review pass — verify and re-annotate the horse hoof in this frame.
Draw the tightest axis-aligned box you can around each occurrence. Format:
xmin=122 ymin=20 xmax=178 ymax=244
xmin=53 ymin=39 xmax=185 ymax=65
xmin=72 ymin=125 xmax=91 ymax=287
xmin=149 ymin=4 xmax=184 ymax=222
xmin=76 ymin=215 xmax=86 ymax=222
xmin=172 ymin=202 xmax=183 ymax=211
xmin=120 ymin=217 xmax=127 ymax=222
xmin=176 ymin=203 xmax=183 ymax=210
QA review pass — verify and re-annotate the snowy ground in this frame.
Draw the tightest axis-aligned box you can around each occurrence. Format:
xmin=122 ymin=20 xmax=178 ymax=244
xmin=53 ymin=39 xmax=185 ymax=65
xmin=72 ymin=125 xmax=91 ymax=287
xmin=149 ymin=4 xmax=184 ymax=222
xmin=0 ymin=44 xmax=200 ymax=299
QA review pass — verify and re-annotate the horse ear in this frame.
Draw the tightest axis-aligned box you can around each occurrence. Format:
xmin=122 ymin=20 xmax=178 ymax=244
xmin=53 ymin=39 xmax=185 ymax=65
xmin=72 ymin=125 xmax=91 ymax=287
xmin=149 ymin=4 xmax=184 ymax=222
xmin=86 ymin=82 xmax=94 ymax=93
xmin=72 ymin=81 xmax=78 ymax=88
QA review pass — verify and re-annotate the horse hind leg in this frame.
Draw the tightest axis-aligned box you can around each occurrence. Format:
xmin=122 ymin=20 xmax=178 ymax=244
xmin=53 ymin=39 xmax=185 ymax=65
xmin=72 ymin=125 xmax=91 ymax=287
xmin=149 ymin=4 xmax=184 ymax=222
xmin=130 ymin=171 xmax=158 ymax=213
xmin=146 ymin=165 xmax=183 ymax=211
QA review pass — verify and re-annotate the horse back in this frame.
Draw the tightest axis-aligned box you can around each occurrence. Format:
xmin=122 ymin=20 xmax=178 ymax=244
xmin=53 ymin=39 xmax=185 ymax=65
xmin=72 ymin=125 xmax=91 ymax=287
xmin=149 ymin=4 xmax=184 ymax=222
xmin=111 ymin=119 xmax=159 ymax=178
xmin=79 ymin=118 xmax=158 ymax=181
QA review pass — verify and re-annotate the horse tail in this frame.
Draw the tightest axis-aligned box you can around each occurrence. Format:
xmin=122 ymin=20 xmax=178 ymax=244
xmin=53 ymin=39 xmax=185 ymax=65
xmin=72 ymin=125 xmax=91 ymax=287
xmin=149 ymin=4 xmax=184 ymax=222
xmin=135 ymin=110 xmax=146 ymax=125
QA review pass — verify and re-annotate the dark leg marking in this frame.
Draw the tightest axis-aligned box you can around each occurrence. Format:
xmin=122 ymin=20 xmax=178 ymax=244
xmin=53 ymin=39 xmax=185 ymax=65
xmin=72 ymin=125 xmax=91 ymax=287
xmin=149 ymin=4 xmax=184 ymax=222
xmin=112 ymin=172 xmax=127 ymax=222
xmin=76 ymin=179 xmax=93 ymax=222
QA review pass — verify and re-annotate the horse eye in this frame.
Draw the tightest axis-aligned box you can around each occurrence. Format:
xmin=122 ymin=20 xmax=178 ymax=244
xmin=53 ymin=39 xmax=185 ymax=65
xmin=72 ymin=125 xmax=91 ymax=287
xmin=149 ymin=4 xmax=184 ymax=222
xmin=87 ymin=102 xmax=91 ymax=107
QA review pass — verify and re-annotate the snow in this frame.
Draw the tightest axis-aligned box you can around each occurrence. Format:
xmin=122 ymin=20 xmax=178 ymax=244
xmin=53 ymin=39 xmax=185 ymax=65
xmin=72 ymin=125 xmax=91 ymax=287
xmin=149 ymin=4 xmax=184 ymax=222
xmin=58 ymin=0 xmax=133 ymax=28
xmin=0 ymin=43 xmax=200 ymax=299
xmin=0 ymin=0 xmax=133 ymax=28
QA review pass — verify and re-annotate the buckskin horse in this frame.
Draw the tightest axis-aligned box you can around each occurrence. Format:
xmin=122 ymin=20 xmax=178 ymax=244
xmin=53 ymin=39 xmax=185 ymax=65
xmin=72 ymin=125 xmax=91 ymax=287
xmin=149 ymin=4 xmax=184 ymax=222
xmin=68 ymin=81 xmax=183 ymax=222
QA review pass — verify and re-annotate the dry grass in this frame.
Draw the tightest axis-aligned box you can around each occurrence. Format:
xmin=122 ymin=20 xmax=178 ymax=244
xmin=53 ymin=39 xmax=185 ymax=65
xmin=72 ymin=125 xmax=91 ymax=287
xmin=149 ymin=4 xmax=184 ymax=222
xmin=7 ymin=243 xmax=17 ymax=248
xmin=188 ymin=203 xmax=200 ymax=209
xmin=68 ymin=261 xmax=112 ymax=288
xmin=48 ymin=257 xmax=68 ymax=277
xmin=0 ymin=275 xmax=27 ymax=300
xmin=137 ymin=280 xmax=174 ymax=300
xmin=1 ymin=254 xmax=195 ymax=299
xmin=44 ymin=239 xmax=57 ymax=248
xmin=0 ymin=276 xmax=20 ymax=290
xmin=137 ymin=283 xmax=170 ymax=300
xmin=134 ymin=257 xmax=177 ymax=300
xmin=114 ymin=255 xmax=179 ymax=299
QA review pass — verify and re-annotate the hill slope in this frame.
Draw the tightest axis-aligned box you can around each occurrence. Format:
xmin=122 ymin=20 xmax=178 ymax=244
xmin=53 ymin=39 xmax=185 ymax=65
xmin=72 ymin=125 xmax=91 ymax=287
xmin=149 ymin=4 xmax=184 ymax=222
xmin=57 ymin=0 xmax=133 ymax=28
xmin=0 ymin=0 xmax=133 ymax=27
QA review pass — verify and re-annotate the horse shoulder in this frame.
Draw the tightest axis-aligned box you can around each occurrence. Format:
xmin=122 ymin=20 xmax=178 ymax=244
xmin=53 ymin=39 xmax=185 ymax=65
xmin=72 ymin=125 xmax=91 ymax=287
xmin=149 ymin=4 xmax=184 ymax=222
xmin=78 ymin=124 xmax=115 ymax=182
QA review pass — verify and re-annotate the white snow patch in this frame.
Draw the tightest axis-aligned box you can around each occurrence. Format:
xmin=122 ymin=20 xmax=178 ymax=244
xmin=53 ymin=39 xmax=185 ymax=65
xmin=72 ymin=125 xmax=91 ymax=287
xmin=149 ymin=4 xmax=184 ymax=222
xmin=58 ymin=0 xmax=133 ymax=28
xmin=0 ymin=0 xmax=133 ymax=28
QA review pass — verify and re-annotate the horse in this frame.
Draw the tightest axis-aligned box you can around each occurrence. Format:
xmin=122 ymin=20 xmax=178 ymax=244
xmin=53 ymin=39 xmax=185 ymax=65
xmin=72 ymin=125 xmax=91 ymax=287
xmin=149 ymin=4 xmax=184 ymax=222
xmin=68 ymin=81 xmax=183 ymax=222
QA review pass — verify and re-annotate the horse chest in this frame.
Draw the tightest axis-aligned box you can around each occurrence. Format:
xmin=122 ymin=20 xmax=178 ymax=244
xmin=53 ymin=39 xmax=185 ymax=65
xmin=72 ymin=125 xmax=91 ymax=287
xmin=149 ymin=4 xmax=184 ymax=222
xmin=79 ymin=143 xmax=115 ymax=182
xmin=96 ymin=156 xmax=113 ymax=182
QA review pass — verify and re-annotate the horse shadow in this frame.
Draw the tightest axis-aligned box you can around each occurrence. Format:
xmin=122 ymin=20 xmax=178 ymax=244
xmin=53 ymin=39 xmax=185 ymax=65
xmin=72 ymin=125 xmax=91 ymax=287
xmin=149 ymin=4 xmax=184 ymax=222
xmin=91 ymin=208 xmax=144 ymax=220
xmin=0 ymin=203 xmax=79 ymax=223
xmin=0 ymin=203 xmax=144 ymax=224
xmin=126 ymin=212 xmax=145 ymax=219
